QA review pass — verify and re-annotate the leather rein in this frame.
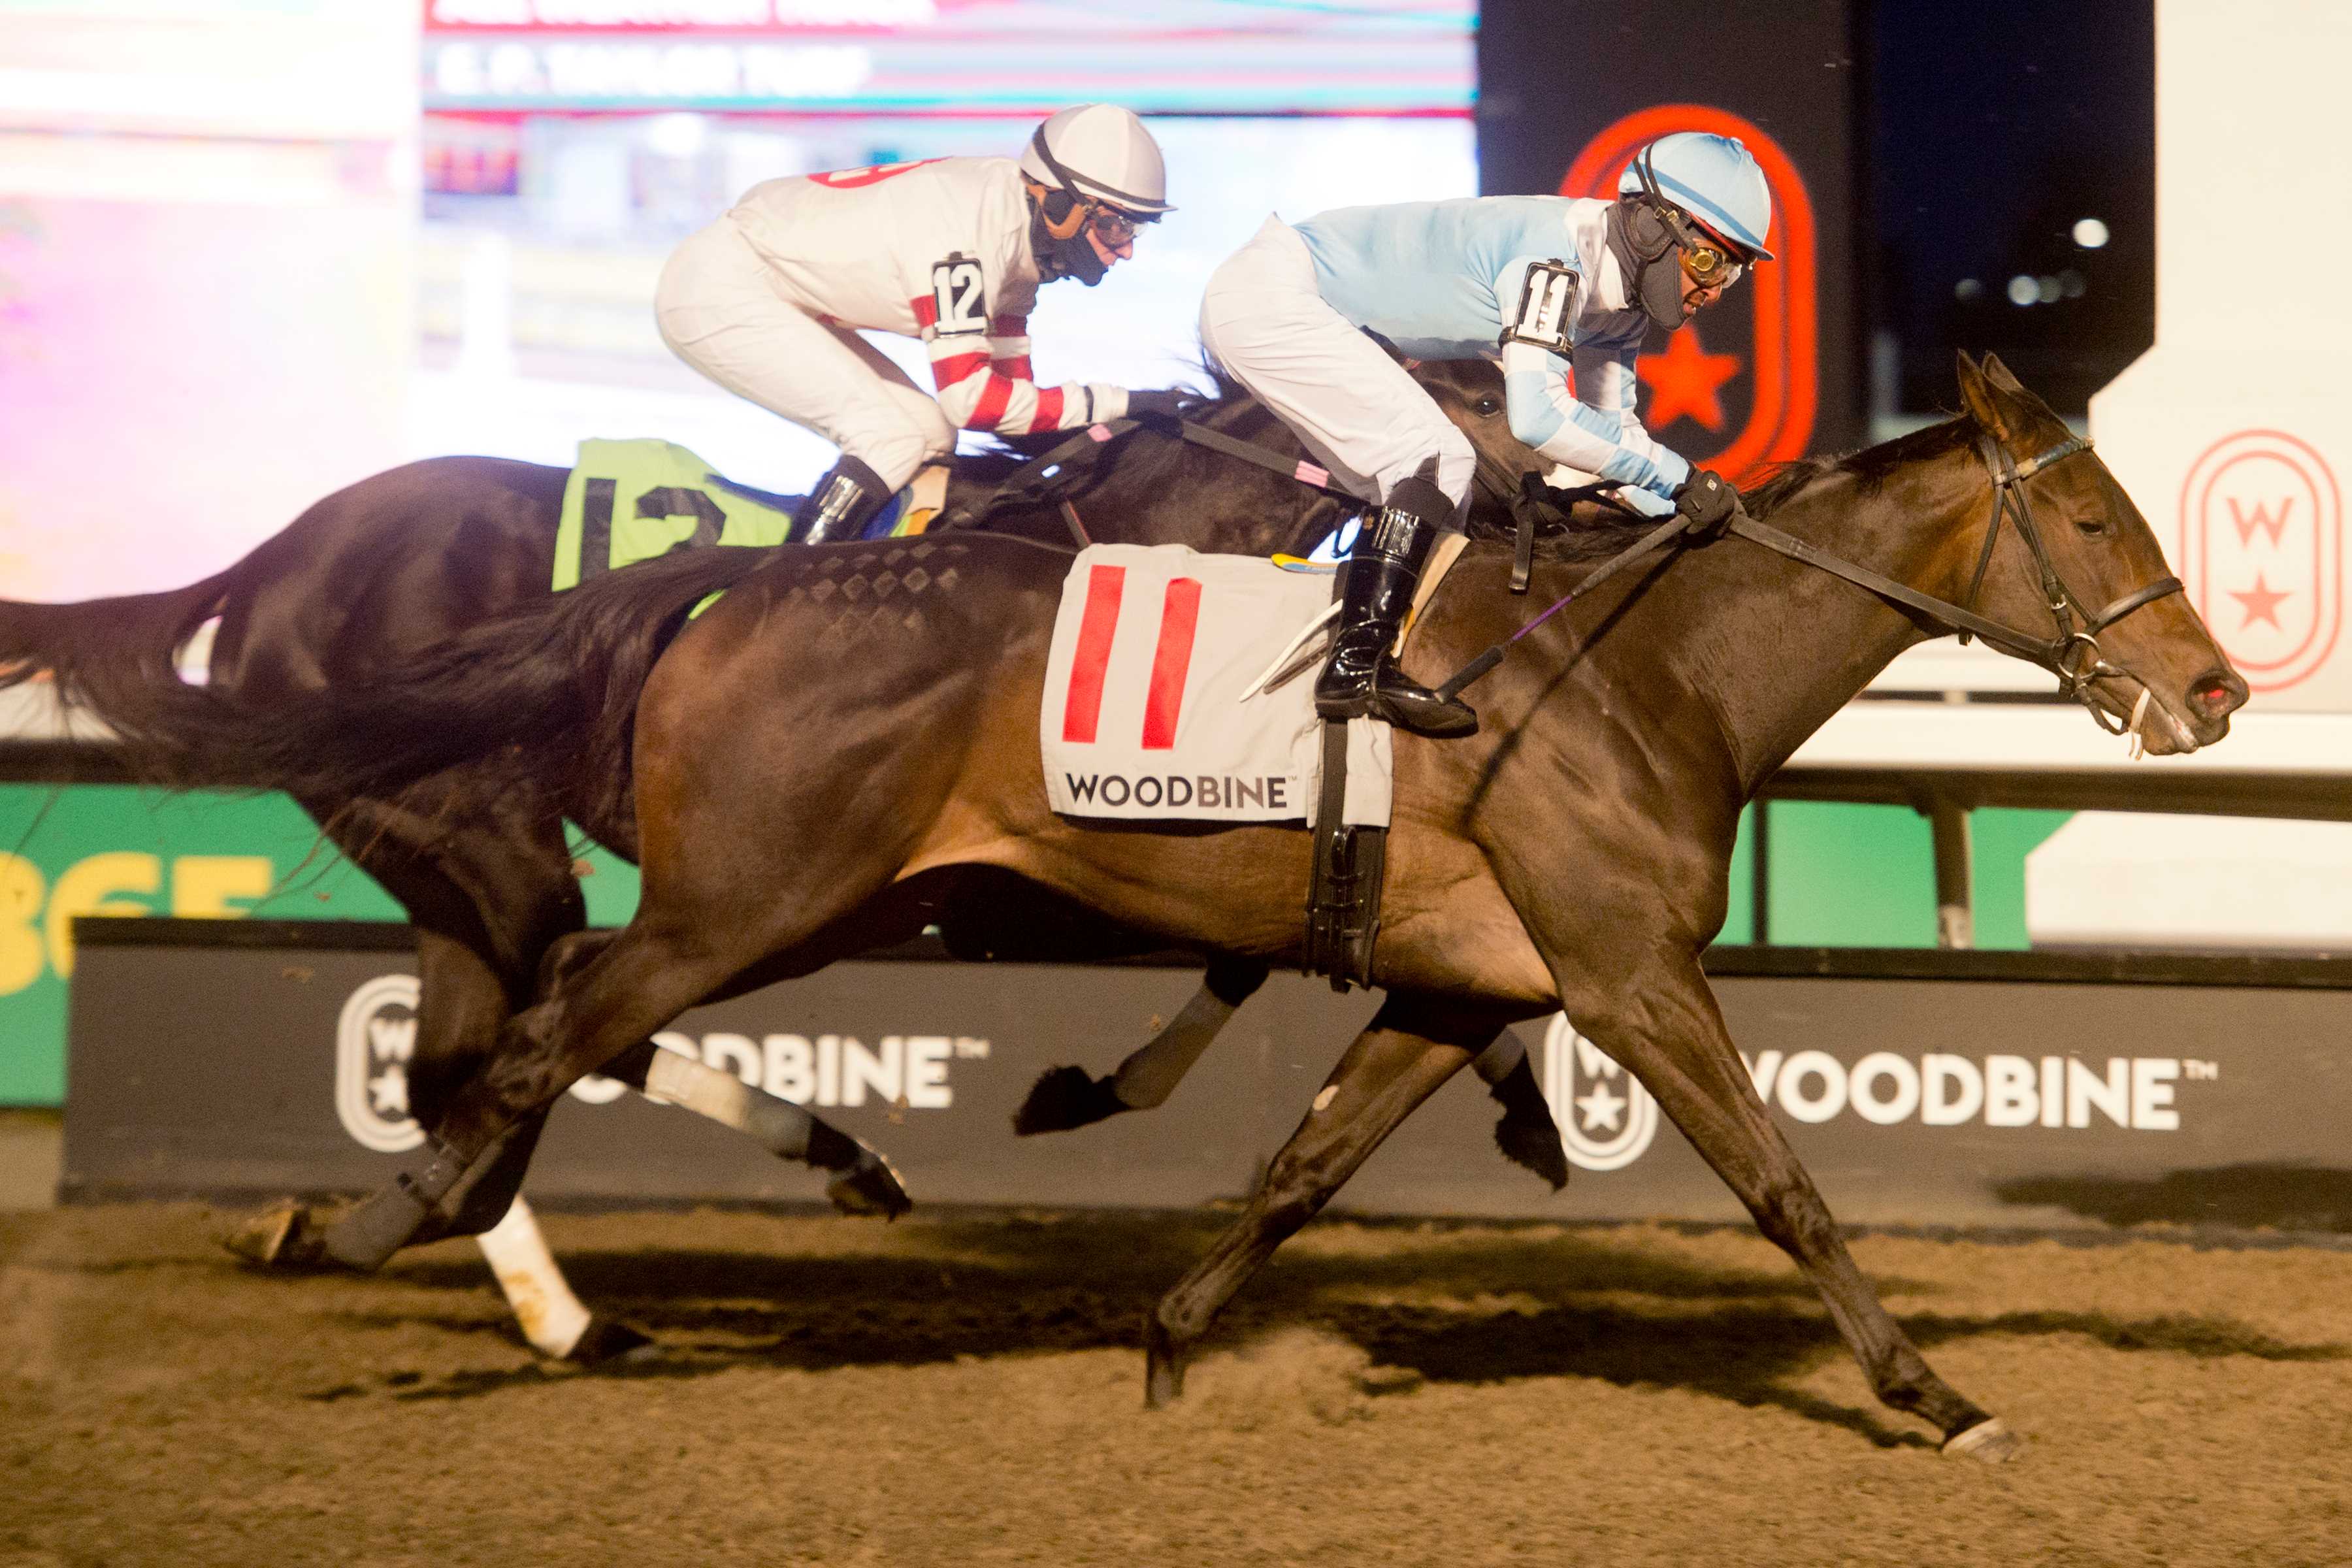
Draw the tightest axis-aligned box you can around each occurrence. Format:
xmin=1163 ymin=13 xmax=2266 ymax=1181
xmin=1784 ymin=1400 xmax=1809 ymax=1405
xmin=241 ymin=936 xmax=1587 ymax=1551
xmin=1435 ymin=431 xmax=2186 ymax=734
xmin=1723 ymin=433 xmax=2181 ymax=734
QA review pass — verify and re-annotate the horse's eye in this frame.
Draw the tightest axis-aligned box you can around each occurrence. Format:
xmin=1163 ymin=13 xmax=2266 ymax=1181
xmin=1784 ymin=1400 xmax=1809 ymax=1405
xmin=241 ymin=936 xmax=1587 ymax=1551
xmin=2074 ymin=515 xmax=2110 ymax=537
xmin=1475 ymin=397 xmax=1501 ymax=416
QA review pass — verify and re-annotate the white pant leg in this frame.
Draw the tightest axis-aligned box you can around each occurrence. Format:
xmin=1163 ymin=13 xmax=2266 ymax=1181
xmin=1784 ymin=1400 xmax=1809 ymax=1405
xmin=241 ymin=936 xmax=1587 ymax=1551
xmin=828 ymin=326 xmax=956 ymax=471
xmin=654 ymin=220 xmax=949 ymax=491
xmin=1200 ymin=215 xmax=1475 ymax=509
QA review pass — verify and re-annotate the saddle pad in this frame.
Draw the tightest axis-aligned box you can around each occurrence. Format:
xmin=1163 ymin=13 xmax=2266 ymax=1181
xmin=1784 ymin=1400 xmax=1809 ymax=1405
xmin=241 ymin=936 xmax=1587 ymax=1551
xmin=1041 ymin=544 xmax=1390 ymax=827
xmin=552 ymin=438 xmax=798 ymax=591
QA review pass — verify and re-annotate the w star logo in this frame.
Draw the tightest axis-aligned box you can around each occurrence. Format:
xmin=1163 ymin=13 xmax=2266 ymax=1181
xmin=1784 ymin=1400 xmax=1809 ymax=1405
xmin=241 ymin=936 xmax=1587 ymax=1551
xmin=1639 ymin=328 xmax=1742 ymax=433
xmin=1540 ymin=1015 xmax=1659 ymax=1172
xmin=2180 ymin=429 xmax=2343 ymax=693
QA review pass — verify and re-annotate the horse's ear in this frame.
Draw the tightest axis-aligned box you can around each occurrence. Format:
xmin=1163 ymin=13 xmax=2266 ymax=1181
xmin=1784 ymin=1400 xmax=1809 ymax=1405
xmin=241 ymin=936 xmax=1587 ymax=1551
xmin=1953 ymin=350 xmax=2012 ymax=440
xmin=1981 ymin=352 xmax=2026 ymax=394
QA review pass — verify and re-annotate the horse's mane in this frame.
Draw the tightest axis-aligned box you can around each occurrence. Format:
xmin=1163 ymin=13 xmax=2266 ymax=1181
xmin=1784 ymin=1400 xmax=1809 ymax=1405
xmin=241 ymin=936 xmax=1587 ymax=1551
xmin=1740 ymin=414 xmax=1980 ymax=519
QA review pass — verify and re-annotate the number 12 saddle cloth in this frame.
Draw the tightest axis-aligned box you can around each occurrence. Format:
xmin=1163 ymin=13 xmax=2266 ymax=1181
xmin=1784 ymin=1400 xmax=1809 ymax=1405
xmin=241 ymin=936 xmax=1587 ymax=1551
xmin=1039 ymin=544 xmax=1392 ymax=829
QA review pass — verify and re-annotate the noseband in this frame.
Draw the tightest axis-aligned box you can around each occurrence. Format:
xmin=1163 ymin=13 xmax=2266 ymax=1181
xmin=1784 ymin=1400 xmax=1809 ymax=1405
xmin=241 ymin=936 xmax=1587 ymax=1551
xmin=1953 ymin=432 xmax=2183 ymax=734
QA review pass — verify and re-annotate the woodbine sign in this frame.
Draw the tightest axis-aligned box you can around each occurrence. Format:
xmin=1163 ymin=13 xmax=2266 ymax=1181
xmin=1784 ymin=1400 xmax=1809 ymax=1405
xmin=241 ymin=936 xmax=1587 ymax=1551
xmin=59 ymin=921 xmax=2352 ymax=1233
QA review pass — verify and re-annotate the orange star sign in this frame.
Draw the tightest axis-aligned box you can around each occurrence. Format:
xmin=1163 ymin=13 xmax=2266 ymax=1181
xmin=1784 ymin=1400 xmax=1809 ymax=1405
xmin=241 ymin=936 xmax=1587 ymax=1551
xmin=2228 ymin=572 xmax=2292 ymax=630
xmin=1637 ymin=326 xmax=1742 ymax=433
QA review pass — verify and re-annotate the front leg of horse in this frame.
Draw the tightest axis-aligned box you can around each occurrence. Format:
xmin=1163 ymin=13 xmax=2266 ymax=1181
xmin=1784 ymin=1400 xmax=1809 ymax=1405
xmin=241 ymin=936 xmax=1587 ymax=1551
xmin=1145 ymin=998 xmax=1500 ymax=1407
xmin=1568 ymin=952 xmax=2017 ymax=1461
xmin=1015 ymin=957 xmax=1269 ymax=1135
xmin=598 ymin=1038 xmax=910 ymax=1218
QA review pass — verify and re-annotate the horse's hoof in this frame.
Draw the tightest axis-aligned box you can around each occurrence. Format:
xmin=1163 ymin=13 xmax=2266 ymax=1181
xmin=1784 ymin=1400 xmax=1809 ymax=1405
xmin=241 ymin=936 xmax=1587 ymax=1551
xmin=221 ymin=1201 xmax=331 ymax=1272
xmin=1012 ymin=1066 xmax=1126 ymax=1136
xmin=825 ymin=1153 xmax=912 ymax=1220
xmin=1143 ymin=1313 xmax=1185 ymax=1410
xmin=566 ymin=1317 xmax=656 ymax=1365
xmin=1942 ymin=1417 xmax=2025 ymax=1463
xmin=1492 ymin=1104 xmax=1570 ymax=1192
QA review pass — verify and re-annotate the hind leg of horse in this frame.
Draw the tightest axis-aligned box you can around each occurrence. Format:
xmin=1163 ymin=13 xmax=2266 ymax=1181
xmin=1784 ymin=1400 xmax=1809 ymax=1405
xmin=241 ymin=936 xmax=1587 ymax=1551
xmin=1565 ymin=952 xmax=2015 ymax=1460
xmin=1145 ymin=995 xmax=1505 ymax=1407
xmin=319 ymin=821 xmax=897 ymax=1273
xmin=1470 ymin=1031 xmax=1569 ymax=1190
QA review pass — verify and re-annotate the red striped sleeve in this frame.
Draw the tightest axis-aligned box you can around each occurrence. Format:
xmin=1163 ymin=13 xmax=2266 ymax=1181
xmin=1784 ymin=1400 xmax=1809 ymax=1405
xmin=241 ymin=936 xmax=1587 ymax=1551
xmin=968 ymin=372 xmax=1015 ymax=431
xmin=992 ymin=353 xmax=1034 ymax=380
xmin=1028 ymin=386 xmax=1064 ymax=433
xmin=930 ymin=350 xmax=989 ymax=389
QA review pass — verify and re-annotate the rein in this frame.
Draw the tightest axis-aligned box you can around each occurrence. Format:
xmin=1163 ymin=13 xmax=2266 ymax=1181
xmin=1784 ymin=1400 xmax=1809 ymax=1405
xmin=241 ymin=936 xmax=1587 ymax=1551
xmin=1435 ymin=431 xmax=2186 ymax=733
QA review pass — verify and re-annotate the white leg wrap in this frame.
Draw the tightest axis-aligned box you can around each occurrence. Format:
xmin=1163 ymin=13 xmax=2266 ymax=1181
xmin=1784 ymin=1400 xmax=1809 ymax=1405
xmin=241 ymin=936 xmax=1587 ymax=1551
xmin=474 ymin=1196 xmax=592 ymax=1360
xmin=1111 ymin=983 xmax=1243 ymax=1110
xmin=644 ymin=1047 xmax=814 ymax=1159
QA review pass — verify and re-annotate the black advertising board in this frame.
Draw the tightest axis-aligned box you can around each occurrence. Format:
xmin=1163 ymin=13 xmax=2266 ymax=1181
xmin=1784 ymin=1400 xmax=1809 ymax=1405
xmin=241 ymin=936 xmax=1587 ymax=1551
xmin=1477 ymin=0 xmax=1866 ymax=469
xmin=61 ymin=920 xmax=2352 ymax=1235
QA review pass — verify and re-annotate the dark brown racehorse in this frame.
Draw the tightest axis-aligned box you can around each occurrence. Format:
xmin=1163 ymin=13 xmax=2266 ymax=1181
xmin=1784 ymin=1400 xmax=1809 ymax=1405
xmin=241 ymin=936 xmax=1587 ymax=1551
xmin=169 ymin=353 xmax=2246 ymax=1456
xmin=0 ymin=363 xmax=1568 ymax=1345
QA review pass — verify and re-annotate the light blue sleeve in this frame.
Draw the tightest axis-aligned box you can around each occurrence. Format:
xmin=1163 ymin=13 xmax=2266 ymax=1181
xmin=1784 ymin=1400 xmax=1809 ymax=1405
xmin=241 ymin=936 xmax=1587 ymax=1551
xmin=1500 ymin=345 xmax=1691 ymax=504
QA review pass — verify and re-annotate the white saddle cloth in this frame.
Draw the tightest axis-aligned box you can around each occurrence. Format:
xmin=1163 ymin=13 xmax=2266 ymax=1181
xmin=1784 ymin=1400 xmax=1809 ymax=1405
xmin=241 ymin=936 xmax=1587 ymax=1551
xmin=1039 ymin=544 xmax=1391 ymax=827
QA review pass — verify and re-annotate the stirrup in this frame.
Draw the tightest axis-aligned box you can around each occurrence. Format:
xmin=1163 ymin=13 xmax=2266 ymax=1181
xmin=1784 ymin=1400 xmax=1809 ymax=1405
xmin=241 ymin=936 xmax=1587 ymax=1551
xmin=1367 ymin=679 xmax=1478 ymax=740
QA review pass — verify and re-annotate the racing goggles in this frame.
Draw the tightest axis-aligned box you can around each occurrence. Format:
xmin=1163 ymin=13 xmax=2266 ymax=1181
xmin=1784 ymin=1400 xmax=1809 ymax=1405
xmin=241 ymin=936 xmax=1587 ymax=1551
xmin=1631 ymin=149 xmax=1747 ymax=285
xmin=1083 ymin=203 xmax=1158 ymax=248
xmin=1671 ymin=221 xmax=1744 ymax=287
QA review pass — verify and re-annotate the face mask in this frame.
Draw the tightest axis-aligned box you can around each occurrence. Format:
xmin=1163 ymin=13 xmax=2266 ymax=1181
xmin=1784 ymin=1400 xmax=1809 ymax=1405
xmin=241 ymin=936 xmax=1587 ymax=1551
xmin=1031 ymin=188 xmax=1109 ymax=287
xmin=1605 ymin=199 xmax=1690 ymax=331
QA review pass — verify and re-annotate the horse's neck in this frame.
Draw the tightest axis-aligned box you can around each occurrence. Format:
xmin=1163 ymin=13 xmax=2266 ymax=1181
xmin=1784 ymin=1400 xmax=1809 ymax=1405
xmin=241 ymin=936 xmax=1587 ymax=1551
xmin=1682 ymin=445 xmax=1989 ymax=794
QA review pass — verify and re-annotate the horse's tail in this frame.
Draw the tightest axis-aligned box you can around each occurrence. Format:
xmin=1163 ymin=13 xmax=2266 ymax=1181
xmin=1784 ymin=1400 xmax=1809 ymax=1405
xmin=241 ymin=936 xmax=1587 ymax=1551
xmin=196 ymin=547 xmax=770 ymax=808
xmin=0 ymin=564 xmax=248 ymax=781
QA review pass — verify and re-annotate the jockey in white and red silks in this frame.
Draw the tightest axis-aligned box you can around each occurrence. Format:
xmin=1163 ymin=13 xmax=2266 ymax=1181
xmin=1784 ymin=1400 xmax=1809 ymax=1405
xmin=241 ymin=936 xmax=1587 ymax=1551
xmin=656 ymin=103 xmax=1184 ymax=544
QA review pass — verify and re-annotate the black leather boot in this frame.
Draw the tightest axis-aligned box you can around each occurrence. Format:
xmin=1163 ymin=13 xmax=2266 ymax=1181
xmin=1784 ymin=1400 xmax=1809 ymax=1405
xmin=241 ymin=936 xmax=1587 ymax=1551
xmin=791 ymin=455 xmax=890 ymax=544
xmin=1315 ymin=476 xmax=1478 ymax=739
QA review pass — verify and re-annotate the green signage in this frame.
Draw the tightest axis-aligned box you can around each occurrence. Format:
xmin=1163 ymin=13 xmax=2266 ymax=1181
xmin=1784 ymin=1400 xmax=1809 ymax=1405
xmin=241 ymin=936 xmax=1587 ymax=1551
xmin=0 ymin=785 xmax=641 ymax=1104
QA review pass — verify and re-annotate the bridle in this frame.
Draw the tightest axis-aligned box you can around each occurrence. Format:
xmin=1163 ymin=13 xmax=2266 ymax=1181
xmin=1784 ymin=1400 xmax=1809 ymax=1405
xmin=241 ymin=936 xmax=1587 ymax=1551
xmin=1432 ymin=425 xmax=2189 ymax=739
xmin=1949 ymin=431 xmax=2183 ymax=733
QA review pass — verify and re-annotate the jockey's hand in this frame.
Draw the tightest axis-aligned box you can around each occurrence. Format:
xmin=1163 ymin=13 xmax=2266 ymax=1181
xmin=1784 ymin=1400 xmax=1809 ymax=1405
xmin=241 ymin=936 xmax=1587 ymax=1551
xmin=1124 ymin=388 xmax=1190 ymax=423
xmin=1673 ymin=468 xmax=1740 ymax=535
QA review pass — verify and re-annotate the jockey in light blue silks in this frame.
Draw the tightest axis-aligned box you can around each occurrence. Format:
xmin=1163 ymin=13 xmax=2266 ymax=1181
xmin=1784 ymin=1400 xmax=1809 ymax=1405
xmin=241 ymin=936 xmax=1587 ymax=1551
xmin=1200 ymin=131 xmax=1774 ymax=739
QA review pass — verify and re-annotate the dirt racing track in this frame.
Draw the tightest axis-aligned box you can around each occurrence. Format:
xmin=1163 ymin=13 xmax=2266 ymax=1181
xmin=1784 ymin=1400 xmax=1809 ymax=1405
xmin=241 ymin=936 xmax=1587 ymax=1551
xmin=5 ymin=1203 xmax=2349 ymax=1566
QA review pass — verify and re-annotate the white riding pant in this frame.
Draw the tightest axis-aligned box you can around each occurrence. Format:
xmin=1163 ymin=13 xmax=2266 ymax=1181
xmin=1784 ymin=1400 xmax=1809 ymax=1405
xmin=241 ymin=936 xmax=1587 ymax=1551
xmin=1199 ymin=215 xmax=1475 ymax=510
xmin=655 ymin=218 xmax=953 ymax=492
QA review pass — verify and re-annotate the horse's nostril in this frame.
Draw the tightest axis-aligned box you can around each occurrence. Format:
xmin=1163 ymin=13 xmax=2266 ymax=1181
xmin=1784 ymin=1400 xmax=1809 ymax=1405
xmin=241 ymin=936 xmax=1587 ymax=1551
xmin=2189 ymin=671 xmax=2246 ymax=718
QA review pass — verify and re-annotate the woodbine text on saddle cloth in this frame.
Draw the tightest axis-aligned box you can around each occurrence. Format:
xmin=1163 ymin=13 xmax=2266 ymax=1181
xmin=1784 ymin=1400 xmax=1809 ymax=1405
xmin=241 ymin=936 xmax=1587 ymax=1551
xmin=1039 ymin=544 xmax=1390 ymax=826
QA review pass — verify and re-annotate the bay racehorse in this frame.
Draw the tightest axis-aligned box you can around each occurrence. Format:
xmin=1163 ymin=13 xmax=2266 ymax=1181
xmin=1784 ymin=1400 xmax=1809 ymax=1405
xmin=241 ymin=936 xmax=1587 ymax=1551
xmin=173 ymin=353 xmax=2246 ymax=1456
xmin=0 ymin=361 xmax=1567 ymax=1352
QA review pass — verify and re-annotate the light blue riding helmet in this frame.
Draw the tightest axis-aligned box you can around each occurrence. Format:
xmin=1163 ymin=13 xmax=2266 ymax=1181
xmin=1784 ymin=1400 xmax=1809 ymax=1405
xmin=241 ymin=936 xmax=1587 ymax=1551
xmin=1616 ymin=131 xmax=1776 ymax=261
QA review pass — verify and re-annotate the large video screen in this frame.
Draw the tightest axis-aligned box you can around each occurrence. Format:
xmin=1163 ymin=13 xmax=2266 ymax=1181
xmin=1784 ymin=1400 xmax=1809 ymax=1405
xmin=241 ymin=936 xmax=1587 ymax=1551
xmin=1 ymin=0 xmax=1475 ymax=603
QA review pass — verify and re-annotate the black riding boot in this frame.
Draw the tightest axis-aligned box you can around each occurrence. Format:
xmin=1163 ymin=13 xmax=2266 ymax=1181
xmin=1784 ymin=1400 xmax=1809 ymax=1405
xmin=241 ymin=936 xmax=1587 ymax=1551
xmin=1315 ymin=476 xmax=1478 ymax=739
xmin=792 ymin=455 xmax=890 ymax=545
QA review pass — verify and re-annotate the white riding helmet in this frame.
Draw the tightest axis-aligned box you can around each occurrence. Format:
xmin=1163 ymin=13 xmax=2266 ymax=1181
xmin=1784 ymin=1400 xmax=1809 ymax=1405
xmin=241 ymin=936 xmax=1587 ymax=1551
xmin=1018 ymin=103 xmax=1173 ymax=216
xmin=1616 ymin=131 xmax=1774 ymax=261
